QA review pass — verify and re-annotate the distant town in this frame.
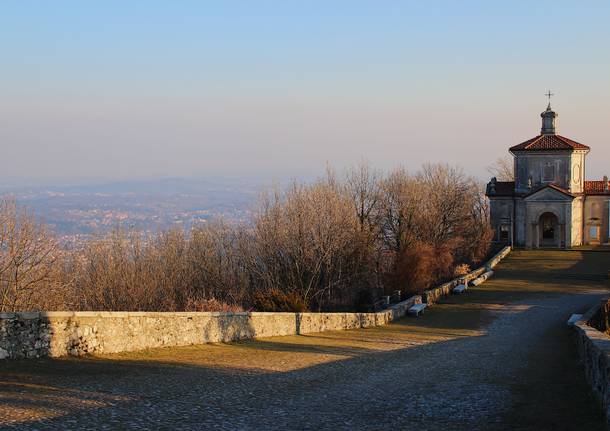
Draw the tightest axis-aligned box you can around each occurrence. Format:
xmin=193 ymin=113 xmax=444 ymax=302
xmin=0 ymin=177 xmax=267 ymax=248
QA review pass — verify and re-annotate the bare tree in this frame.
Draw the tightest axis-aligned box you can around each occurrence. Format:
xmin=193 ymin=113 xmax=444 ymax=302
xmin=72 ymin=225 xmax=250 ymax=312
xmin=416 ymin=163 xmax=477 ymax=246
xmin=188 ymin=221 xmax=250 ymax=306
xmin=345 ymin=160 xmax=382 ymax=233
xmin=379 ymin=167 xmax=425 ymax=253
xmin=1 ymin=160 xmax=495 ymax=313
xmin=249 ymin=175 xmax=370 ymax=310
xmin=0 ymin=199 xmax=61 ymax=312
xmin=486 ymin=156 xmax=514 ymax=181
xmin=343 ymin=160 xmax=385 ymax=290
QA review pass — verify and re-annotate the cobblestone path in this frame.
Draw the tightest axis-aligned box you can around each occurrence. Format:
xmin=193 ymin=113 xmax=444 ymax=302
xmin=1 ymin=250 xmax=609 ymax=430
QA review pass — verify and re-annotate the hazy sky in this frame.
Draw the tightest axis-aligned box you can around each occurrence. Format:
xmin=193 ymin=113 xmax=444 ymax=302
xmin=2 ymin=1 xmax=610 ymax=184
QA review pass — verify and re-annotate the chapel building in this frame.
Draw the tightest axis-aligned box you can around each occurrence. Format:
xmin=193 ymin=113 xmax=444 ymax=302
xmin=486 ymin=102 xmax=610 ymax=248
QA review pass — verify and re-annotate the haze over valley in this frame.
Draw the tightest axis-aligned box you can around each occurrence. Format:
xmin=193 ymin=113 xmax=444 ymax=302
xmin=1 ymin=177 xmax=269 ymax=246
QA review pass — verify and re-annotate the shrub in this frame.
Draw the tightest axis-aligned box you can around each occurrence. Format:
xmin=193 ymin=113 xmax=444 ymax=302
xmin=392 ymin=242 xmax=437 ymax=295
xmin=251 ymin=289 xmax=308 ymax=312
xmin=354 ymin=289 xmax=375 ymax=312
xmin=433 ymin=241 xmax=455 ymax=280
xmin=453 ymin=263 xmax=471 ymax=277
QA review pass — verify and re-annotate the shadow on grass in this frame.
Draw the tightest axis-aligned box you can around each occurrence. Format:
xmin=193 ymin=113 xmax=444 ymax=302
xmin=227 ymin=338 xmax=379 ymax=357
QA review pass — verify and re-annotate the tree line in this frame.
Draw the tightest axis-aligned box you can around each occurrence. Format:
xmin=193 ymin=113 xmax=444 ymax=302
xmin=0 ymin=162 xmax=493 ymax=313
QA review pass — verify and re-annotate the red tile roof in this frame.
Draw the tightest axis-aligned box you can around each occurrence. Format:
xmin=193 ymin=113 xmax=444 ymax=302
xmin=584 ymin=180 xmax=610 ymax=195
xmin=509 ymin=134 xmax=589 ymax=152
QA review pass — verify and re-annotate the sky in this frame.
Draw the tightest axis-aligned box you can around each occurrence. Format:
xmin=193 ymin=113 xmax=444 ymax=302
xmin=2 ymin=1 xmax=610 ymax=185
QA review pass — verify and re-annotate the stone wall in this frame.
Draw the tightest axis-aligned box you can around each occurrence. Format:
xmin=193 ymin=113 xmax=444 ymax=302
xmin=422 ymin=246 xmax=511 ymax=305
xmin=0 ymin=247 xmax=512 ymax=360
xmin=485 ymin=246 xmax=512 ymax=270
xmin=573 ymin=302 xmax=610 ymax=420
xmin=0 ymin=296 xmax=421 ymax=360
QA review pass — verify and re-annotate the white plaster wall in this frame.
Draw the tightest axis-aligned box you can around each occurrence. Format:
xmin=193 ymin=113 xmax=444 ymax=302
xmin=570 ymin=151 xmax=587 ymax=193
xmin=571 ymin=197 xmax=584 ymax=246
xmin=584 ymin=196 xmax=610 ymax=244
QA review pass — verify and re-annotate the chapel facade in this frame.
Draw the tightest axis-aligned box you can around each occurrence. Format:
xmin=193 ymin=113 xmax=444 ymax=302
xmin=486 ymin=102 xmax=610 ymax=248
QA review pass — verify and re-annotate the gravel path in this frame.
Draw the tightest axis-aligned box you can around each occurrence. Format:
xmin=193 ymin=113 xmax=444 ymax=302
xmin=1 ymin=250 xmax=609 ymax=430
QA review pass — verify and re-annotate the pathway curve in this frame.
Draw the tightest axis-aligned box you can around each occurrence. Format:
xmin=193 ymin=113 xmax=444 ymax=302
xmin=1 ymin=250 xmax=609 ymax=430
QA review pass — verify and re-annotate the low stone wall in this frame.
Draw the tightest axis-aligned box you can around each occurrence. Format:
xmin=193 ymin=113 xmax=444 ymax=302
xmin=0 ymin=296 xmax=422 ymax=360
xmin=422 ymin=246 xmax=511 ymax=305
xmin=0 ymin=247 xmax=512 ymax=360
xmin=573 ymin=302 xmax=610 ymax=420
xmin=423 ymin=280 xmax=462 ymax=305
xmin=486 ymin=246 xmax=512 ymax=270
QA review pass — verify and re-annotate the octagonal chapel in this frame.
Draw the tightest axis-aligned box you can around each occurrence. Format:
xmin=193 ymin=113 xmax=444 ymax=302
xmin=486 ymin=102 xmax=610 ymax=248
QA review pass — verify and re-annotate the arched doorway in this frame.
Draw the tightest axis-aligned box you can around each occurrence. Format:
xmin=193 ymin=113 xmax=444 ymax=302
xmin=539 ymin=212 xmax=560 ymax=247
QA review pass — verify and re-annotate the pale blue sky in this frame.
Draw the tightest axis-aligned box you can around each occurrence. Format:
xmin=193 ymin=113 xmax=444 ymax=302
xmin=2 ymin=1 xmax=610 ymax=183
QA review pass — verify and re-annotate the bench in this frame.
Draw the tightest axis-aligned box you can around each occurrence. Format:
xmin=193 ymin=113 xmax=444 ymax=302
xmin=567 ymin=314 xmax=583 ymax=326
xmin=481 ymin=270 xmax=494 ymax=280
xmin=408 ymin=303 xmax=427 ymax=316
xmin=470 ymin=277 xmax=484 ymax=286
xmin=470 ymin=270 xmax=495 ymax=287
xmin=452 ymin=284 xmax=467 ymax=294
